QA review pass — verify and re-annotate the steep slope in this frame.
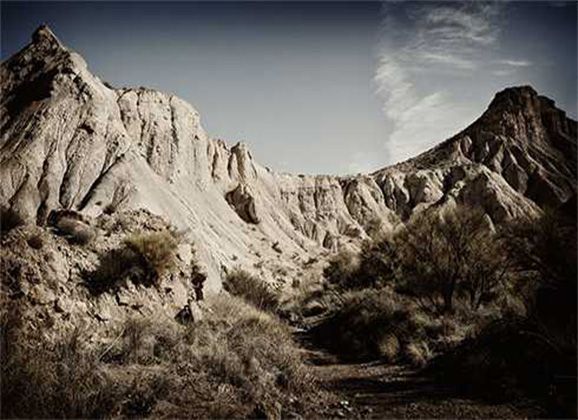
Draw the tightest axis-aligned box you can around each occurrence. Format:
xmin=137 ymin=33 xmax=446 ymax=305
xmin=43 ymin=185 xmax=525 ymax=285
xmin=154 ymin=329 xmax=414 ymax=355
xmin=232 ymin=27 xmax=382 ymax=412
xmin=373 ymin=86 xmax=576 ymax=222
xmin=1 ymin=26 xmax=576 ymax=288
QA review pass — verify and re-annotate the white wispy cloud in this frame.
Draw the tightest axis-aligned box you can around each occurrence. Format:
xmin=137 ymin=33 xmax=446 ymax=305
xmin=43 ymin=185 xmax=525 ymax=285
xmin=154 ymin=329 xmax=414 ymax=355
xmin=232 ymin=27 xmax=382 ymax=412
xmin=374 ymin=2 xmax=529 ymax=164
xmin=500 ymin=59 xmax=532 ymax=67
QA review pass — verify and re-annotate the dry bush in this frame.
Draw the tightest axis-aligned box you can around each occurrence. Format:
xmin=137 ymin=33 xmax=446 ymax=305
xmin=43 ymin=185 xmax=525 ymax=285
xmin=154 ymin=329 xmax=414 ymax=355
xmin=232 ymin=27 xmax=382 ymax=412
xmin=323 ymin=249 xmax=361 ymax=289
xmin=86 ymin=228 xmax=187 ymax=294
xmin=306 ymin=205 xmax=518 ymax=365
xmin=404 ymin=341 xmax=432 ymax=368
xmin=277 ymin=275 xmax=338 ymax=324
xmin=311 ymin=288 xmax=441 ymax=364
xmin=124 ymin=229 xmax=183 ymax=284
xmin=85 ymin=247 xmax=141 ymax=294
xmin=179 ymin=294 xmax=313 ymax=415
xmin=54 ymin=217 xmax=95 ymax=245
xmin=1 ymin=295 xmax=318 ymax=418
xmin=223 ymin=268 xmax=279 ymax=312
xmin=322 ymin=206 xmax=509 ymax=311
xmin=394 ymin=207 xmax=503 ymax=313
xmin=1 ymin=317 xmax=120 ymax=418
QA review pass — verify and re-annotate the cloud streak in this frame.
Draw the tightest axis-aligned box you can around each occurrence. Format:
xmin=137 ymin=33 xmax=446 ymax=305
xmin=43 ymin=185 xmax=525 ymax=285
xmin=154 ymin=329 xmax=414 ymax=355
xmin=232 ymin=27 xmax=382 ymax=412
xmin=374 ymin=2 xmax=532 ymax=164
xmin=500 ymin=59 xmax=532 ymax=67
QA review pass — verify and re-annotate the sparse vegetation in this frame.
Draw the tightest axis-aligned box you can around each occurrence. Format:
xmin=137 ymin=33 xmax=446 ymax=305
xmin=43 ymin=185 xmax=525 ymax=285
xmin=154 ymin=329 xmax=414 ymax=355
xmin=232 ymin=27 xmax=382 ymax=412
xmin=431 ymin=204 xmax=577 ymax=417
xmin=305 ymin=206 xmax=522 ymax=366
xmin=395 ymin=207 xmax=502 ymax=313
xmin=310 ymin=287 xmax=465 ymax=365
xmin=223 ymin=268 xmax=279 ymax=312
xmin=85 ymin=246 xmax=141 ymax=294
xmin=124 ymin=229 xmax=183 ymax=284
xmin=1 ymin=306 xmax=120 ymax=418
xmin=1 ymin=294 xmax=319 ymax=419
xmin=323 ymin=249 xmax=361 ymax=289
xmin=86 ymin=228 xmax=192 ymax=294
xmin=302 ymin=202 xmax=576 ymax=417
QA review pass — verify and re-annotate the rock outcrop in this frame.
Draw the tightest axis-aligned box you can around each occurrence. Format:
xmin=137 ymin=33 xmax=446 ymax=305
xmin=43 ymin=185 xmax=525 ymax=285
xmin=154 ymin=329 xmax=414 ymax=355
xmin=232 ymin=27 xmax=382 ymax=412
xmin=1 ymin=26 xmax=576 ymax=289
xmin=1 ymin=209 xmax=198 ymax=340
xmin=226 ymin=184 xmax=260 ymax=224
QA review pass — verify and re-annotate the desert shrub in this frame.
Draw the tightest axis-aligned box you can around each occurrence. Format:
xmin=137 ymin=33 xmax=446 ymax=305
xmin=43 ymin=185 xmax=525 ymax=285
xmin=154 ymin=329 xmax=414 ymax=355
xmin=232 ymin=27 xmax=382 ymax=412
xmin=499 ymin=206 xmax=577 ymax=356
xmin=311 ymin=288 xmax=438 ymax=364
xmin=223 ymin=268 xmax=279 ymax=312
xmin=85 ymin=247 xmax=141 ymax=294
xmin=323 ymin=244 xmax=390 ymax=290
xmin=430 ymin=317 xmax=576 ymax=417
xmin=323 ymin=249 xmax=361 ymax=289
xmin=1 ymin=295 xmax=319 ymax=419
xmin=364 ymin=216 xmax=385 ymax=240
xmin=356 ymin=236 xmax=398 ymax=288
xmin=0 ymin=206 xmax=25 ymax=234
xmin=124 ymin=229 xmax=183 ymax=284
xmin=54 ymin=216 xmax=95 ymax=245
xmin=322 ymin=206 xmax=507 ymax=311
xmin=86 ymin=228 xmax=187 ymax=294
xmin=1 ymin=319 xmax=120 ymax=418
xmin=404 ymin=341 xmax=432 ymax=368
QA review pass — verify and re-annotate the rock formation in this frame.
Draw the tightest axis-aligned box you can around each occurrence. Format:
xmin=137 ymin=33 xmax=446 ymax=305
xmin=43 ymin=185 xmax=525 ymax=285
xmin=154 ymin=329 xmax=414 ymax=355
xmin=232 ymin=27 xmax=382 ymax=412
xmin=1 ymin=26 xmax=576 ymax=289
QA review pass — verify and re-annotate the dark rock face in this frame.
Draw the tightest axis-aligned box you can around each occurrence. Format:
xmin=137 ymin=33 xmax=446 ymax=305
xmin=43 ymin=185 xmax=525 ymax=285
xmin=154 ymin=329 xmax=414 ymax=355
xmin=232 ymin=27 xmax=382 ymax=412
xmin=1 ymin=27 xmax=576 ymax=285
xmin=226 ymin=184 xmax=260 ymax=224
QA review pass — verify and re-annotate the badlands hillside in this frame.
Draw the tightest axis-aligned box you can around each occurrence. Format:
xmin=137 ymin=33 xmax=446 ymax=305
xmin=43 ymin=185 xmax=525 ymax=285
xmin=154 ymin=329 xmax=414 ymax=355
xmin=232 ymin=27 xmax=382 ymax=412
xmin=1 ymin=25 xmax=577 ymax=293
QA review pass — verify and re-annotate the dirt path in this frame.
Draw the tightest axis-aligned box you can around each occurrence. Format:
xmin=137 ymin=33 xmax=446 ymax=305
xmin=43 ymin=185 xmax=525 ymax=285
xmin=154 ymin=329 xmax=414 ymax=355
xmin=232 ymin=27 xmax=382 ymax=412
xmin=298 ymin=334 xmax=544 ymax=419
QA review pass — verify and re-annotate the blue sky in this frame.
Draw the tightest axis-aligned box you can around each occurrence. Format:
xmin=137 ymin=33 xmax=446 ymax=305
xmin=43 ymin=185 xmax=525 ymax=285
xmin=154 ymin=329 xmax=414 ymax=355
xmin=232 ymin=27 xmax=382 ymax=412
xmin=2 ymin=1 xmax=576 ymax=174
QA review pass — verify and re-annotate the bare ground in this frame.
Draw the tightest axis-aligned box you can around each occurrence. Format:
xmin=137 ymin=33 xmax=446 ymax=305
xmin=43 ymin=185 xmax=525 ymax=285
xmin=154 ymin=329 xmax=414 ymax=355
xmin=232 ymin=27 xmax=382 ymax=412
xmin=298 ymin=334 xmax=545 ymax=419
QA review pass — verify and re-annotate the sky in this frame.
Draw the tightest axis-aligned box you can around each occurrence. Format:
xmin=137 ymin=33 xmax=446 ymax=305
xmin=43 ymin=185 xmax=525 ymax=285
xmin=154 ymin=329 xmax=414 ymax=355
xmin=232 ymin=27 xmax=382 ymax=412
xmin=1 ymin=1 xmax=577 ymax=175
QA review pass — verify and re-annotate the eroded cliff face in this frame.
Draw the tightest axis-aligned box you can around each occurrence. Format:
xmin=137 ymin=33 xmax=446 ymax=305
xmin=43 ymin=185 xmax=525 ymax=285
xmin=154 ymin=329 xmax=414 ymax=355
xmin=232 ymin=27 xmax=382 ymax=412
xmin=373 ymin=85 xmax=576 ymax=223
xmin=1 ymin=26 xmax=576 ymax=289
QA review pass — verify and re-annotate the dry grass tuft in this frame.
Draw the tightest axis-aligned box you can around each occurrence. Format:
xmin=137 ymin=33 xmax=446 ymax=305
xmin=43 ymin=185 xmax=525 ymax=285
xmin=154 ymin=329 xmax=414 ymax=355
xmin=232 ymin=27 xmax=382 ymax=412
xmin=223 ymin=268 xmax=279 ymax=312
xmin=1 ymin=294 xmax=318 ymax=419
xmin=124 ymin=229 xmax=183 ymax=282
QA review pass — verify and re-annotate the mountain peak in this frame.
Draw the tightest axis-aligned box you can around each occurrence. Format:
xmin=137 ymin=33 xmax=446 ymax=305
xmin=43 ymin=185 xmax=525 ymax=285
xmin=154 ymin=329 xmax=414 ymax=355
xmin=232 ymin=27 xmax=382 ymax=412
xmin=490 ymin=85 xmax=538 ymax=106
xmin=31 ymin=24 xmax=63 ymax=48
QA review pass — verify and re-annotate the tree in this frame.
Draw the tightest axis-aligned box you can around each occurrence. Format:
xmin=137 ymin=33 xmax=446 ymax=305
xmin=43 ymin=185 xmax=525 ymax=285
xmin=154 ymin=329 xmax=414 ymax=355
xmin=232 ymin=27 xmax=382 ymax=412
xmin=461 ymin=233 xmax=509 ymax=310
xmin=396 ymin=206 xmax=496 ymax=313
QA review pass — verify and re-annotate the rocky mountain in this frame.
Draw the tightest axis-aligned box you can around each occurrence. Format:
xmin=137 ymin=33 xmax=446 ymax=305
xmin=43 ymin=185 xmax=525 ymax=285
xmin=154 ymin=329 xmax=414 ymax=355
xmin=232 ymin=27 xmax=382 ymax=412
xmin=1 ymin=26 xmax=576 ymax=289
